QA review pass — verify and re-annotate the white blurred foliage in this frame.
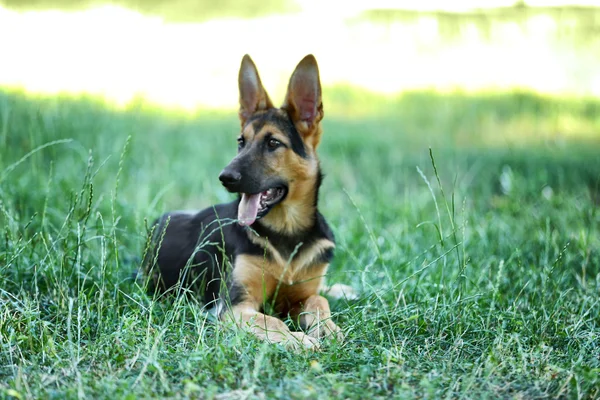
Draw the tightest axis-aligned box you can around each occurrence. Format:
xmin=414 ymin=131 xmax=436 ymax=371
xmin=500 ymin=165 xmax=514 ymax=195
xmin=0 ymin=3 xmax=598 ymax=110
xmin=542 ymin=185 xmax=554 ymax=200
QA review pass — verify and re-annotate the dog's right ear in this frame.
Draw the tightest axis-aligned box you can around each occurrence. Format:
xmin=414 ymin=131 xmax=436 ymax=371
xmin=238 ymin=55 xmax=273 ymax=126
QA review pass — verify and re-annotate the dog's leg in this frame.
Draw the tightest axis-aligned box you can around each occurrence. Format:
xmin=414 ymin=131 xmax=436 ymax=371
xmin=291 ymin=295 xmax=344 ymax=342
xmin=225 ymin=255 xmax=320 ymax=350
xmin=224 ymin=302 xmax=320 ymax=351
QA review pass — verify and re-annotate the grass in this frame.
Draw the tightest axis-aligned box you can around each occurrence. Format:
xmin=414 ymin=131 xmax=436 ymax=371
xmin=0 ymin=88 xmax=599 ymax=399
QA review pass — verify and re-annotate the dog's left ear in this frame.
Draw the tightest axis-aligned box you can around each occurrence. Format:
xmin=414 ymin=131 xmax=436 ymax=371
xmin=283 ymin=55 xmax=324 ymax=148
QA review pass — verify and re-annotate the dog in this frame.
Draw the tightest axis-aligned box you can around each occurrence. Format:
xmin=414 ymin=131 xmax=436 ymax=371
xmin=142 ymin=54 xmax=350 ymax=350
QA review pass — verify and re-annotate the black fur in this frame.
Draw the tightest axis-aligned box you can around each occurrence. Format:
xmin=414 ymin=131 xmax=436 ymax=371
xmin=142 ymin=203 xmax=263 ymax=305
xmin=247 ymin=109 xmax=307 ymax=158
xmin=250 ymin=212 xmax=334 ymax=263
xmin=142 ymin=82 xmax=332 ymax=312
xmin=143 ymin=193 xmax=334 ymax=308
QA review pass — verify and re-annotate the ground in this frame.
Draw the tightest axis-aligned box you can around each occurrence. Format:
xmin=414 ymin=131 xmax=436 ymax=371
xmin=0 ymin=88 xmax=599 ymax=399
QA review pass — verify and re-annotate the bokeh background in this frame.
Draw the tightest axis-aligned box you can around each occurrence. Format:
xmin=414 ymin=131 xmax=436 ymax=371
xmin=2 ymin=0 xmax=600 ymax=108
xmin=0 ymin=1 xmax=599 ymax=398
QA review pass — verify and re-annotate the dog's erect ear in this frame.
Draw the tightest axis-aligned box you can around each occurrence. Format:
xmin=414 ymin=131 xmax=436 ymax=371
xmin=238 ymin=55 xmax=273 ymax=126
xmin=283 ymin=54 xmax=324 ymax=147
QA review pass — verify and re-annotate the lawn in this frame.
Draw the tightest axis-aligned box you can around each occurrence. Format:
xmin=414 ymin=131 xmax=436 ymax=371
xmin=0 ymin=88 xmax=599 ymax=399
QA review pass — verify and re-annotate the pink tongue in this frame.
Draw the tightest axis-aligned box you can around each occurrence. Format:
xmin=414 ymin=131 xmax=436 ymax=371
xmin=238 ymin=193 xmax=261 ymax=226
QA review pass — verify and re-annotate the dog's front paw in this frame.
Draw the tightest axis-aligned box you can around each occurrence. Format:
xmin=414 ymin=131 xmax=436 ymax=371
xmin=308 ymin=319 xmax=344 ymax=343
xmin=283 ymin=332 xmax=321 ymax=351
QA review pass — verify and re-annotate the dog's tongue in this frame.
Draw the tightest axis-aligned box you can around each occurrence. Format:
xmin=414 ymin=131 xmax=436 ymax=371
xmin=238 ymin=193 xmax=261 ymax=226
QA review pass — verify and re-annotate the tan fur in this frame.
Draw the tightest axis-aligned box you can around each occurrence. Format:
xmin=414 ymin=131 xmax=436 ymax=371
xmin=236 ymin=55 xmax=324 ymax=236
xmin=289 ymin=294 xmax=343 ymax=341
xmin=238 ymin=113 xmax=321 ymax=235
xmin=238 ymin=55 xmax=273 ymax=125
xmin=282 ymin=55 xmax=324 ymax=149
xmin=231 ymin=253 xmax=330 ymax=308
xmin=225 ymin=254 xmax=336 ymax=349
xmin=220 ymin=55 xmax=344 ymax=350
xmin=226 ymin=300 xmax=320 ymax=350
xmin=245 ymin=234 xmax=334 ymax=284
xmin=261 ymin=159 xmax=318 ymax=234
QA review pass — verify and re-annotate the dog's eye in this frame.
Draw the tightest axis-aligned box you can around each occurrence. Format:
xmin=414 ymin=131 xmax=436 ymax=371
xmin=267 ymin=138 xmax=281 ymax=149
xmin=237 ymin=137 xmax=245 ymax=150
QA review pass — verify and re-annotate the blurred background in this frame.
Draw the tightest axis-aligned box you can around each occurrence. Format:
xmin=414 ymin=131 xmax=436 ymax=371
xmin=1 ymin=0 xmax=600 ymax=108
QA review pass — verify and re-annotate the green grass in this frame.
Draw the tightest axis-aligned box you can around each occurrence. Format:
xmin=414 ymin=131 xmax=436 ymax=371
xmin=0 ymin=88 xmax=599 ymax=399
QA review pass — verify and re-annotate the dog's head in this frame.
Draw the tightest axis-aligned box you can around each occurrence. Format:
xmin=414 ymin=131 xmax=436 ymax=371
xmin=219 ymin=54 xmax=324 ymax=230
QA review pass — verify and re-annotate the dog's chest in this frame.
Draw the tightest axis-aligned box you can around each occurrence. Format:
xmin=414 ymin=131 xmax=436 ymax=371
xmin=253 ymin=237 xmax=334 ymax=285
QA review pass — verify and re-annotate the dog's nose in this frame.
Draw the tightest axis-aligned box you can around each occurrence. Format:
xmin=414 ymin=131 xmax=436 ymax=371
xmin=219 ymin=169 xmax=242 ymax=186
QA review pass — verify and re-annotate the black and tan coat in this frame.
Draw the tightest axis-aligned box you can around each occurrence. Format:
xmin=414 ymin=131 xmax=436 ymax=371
xmin=143 ymin=54 xmax=347 ymax=350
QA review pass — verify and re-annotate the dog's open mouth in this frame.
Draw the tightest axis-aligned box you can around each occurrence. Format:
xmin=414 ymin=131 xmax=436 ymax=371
xmin=238 ymin=187 xmax=287 ymax=226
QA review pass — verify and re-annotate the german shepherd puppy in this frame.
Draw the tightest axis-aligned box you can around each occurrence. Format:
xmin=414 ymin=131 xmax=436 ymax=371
xmin=143 ymin=54 xmax=342 ymax=350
